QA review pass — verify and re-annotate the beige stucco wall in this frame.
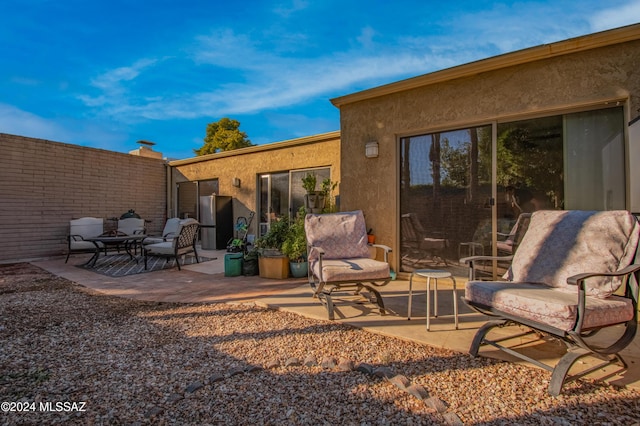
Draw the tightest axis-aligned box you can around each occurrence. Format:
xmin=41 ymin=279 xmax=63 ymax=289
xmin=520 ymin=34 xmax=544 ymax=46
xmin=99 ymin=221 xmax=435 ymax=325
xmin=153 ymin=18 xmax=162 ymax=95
xmin=169 ymin=132 xmax=341 ymax=238
xmin=0 ymin=133 xmax=167 ymax=262
xmin=337 ymin=38 xmax=640 ymax=272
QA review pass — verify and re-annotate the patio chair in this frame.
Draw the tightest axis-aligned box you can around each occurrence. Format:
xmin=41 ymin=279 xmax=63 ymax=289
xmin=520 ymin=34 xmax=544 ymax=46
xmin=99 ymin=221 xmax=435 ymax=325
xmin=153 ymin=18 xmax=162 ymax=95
xmin=401 ymin=213 xmax=448 ymax=266
xmin=495 ymin=213 xmax=532 ymax=256
xmin=462 ymin=210 xmax=640 ymax=396
xmin=65 ymin=217 xmax=105 ymax=263
xmin=117 ymin=217 xmax=146 ymax=254
xmin=143 ymin=219 xmax=200 ymax=270
xmin=305 ymin=210 xmax=392 ymax=320
xmin=142 ymin=217 xmax=180 ymax=245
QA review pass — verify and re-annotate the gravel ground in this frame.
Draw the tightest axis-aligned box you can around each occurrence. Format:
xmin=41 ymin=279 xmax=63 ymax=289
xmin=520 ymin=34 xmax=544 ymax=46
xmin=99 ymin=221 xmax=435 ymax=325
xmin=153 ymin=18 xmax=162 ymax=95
xmin=1 ymin=263 xmax=640 ymax=425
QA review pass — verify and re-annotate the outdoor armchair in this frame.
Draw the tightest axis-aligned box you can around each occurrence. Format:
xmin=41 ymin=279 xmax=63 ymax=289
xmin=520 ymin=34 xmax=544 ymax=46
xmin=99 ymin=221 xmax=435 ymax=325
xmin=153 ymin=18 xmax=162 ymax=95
xmin=143 ymin=217 xmax=180 ymax=245
xmin=462 ymin=210 xmax=640 ymax=396
xmin=65 ymin=217 xmax=105 ymax=263
xmin=143 ymin=218 xmax=200 ymax=271
xmin=305 ymin=210 xmax=392 ymax=320
xmin=117 ymin=217 xmax=146 ymax=254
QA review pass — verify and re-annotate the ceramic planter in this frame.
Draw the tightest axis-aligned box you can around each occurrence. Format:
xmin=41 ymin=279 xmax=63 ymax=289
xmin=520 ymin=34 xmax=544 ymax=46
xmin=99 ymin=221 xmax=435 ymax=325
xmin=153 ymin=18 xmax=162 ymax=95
xmin=289 ymin=261 xmax=308 ymax=278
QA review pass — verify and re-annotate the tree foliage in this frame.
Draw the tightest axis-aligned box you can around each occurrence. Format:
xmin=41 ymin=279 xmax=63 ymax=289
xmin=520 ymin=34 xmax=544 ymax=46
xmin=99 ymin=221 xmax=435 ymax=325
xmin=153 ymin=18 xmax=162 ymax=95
xmin=194 ymin=117 xmax=253 ymax=155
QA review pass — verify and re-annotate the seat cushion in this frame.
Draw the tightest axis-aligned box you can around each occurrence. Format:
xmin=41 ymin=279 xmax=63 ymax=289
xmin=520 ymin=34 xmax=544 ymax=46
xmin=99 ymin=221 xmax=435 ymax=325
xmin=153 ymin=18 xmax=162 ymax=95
xmin=505 ymin=210 xmax=639 ymax=298
xmin=143 ymin=236 xmax=170 ymax=245
xmin=70 ymin=217 xmax=104 ymax=239
xmin=312 ymin=258 xmax=390 ymax=283
xmin=162 ymin=218 xmax=181 ymax=236
xmin=145 ymin=241 xmax=174 ymax=255
xmin=465 ymin=281 xmax=634 ymax=332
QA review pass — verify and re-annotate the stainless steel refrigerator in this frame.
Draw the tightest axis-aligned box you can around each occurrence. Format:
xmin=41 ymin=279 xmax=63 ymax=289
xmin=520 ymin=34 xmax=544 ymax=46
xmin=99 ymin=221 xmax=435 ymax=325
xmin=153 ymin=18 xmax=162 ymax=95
xmin=198 ymin=195 xmax=232 ymax=250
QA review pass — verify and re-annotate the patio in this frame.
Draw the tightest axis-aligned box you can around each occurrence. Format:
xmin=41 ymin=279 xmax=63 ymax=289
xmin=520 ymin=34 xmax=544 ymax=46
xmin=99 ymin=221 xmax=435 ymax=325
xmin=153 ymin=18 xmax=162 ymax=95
xmin=34 ymin=246 xmax=640 ymax=392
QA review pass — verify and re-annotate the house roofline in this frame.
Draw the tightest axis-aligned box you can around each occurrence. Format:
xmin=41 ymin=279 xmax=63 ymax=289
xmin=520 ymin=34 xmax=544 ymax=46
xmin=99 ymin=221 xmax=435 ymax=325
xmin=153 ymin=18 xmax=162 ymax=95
xmin=168 ymin=130 xmax=340 ymax=166
xmin=331 ymin=23 xmax=640 ymax=108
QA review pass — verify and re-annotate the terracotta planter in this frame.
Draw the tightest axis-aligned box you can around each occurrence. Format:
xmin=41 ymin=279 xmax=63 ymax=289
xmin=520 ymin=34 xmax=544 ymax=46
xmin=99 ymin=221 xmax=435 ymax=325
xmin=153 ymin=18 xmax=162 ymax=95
xmin=258 ymin=255 xmax=289 ymax=279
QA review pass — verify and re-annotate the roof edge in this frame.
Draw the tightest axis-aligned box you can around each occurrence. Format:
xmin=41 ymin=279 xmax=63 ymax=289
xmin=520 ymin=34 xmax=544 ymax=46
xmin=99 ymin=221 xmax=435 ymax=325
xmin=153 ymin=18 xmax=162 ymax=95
xmin=331 ymin=23 xmax=640 ymax=108
xmin=168 ymin=130 xmax=340 ymax=166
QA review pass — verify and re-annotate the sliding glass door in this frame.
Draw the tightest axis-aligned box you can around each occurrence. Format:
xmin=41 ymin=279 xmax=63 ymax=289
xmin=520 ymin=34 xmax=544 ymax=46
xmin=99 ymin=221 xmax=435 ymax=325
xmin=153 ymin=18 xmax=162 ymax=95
xmin=400 ymin=125 xmax=493 ymax=272
xmin=399 ymin=106 xmax=625 ymax=275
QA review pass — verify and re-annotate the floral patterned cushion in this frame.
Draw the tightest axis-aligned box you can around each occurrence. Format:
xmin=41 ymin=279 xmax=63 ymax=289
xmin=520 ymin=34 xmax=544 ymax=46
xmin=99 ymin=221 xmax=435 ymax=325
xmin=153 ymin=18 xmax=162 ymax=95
xmin=305 ymin=210 xmax=370 ymax=261
xmin=505 ymin=210 xmax=639 ymax=298
xmin=312 ymin=258 xmax=390 ymax=282
xmin=465 ymin=281 xmax=634 ymax=331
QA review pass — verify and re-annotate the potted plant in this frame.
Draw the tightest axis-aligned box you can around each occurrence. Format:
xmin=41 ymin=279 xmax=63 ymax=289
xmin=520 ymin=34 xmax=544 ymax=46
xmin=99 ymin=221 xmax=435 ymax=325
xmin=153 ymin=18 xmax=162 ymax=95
xmin=302 ymin=172 xmax=324 ymax=213
xmin=281 ymin=207 xmax=308 ymax=278
xmin=320 ymin=178 xmax=338 ymax=213
xmin=255 ymin=218 xmax=290 ymax=279
xmin=242 ymin=248 xmax=259 ymax=276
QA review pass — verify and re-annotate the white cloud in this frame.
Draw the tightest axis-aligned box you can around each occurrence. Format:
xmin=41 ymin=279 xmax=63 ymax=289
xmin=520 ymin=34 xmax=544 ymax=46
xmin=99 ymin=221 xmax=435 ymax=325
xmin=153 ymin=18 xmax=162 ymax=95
xmin=0 ymin=103 xmax=128 ymax=150
xmin=80 ymin=28 xmax=450 ymax=122
xmin=273 ymin=0 xmax=309 ymax=18
xmin=589 ymin=1 xmax=640 ymax=31
xmin=77 ymin=3 xmax=632 ymax=125
xmin=78 ymin=58 xmax=159 ymax=107
xmin=0 ymin=103 xmax=73 ymax=141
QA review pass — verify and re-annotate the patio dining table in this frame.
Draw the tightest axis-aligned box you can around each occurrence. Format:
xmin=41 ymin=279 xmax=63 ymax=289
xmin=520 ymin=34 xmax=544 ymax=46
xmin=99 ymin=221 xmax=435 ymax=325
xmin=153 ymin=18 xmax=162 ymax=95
xmin=83 ymin=234 xmax=147 ymax=267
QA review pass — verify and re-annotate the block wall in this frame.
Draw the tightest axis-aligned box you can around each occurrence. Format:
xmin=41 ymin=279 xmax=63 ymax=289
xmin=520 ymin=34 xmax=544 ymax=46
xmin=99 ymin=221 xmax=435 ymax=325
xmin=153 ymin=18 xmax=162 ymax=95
xmin=0 ymin=134 xmax=167 ymax=263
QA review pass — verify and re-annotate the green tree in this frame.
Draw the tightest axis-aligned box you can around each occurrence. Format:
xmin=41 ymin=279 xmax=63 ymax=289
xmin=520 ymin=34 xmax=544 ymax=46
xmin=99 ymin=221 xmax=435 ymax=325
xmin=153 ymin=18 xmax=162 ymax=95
xmin=194 ymin=117 xmax=253 ymax=155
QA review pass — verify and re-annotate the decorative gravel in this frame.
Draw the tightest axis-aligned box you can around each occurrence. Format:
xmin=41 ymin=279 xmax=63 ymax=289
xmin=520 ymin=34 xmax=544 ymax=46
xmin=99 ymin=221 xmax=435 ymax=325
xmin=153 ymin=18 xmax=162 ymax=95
xmin=1 ymin=263 xmax=639 ymax=425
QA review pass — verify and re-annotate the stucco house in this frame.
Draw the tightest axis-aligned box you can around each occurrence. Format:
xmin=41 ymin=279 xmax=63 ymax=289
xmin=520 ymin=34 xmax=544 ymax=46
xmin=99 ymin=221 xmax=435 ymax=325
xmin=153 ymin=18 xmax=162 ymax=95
xmin=330 ymin=23 xmax=640 ymax=277
xmin=167 ymin=131 xmax=341 ymax=247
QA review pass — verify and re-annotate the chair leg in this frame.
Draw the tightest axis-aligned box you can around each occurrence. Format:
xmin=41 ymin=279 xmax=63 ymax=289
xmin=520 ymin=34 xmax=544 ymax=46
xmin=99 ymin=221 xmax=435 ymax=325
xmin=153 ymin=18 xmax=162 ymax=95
xmin=548 ymin=348 xmax=591 ymax=396
xmin=175 ymin=255 xmax=182 ymax=270
xmin=548 ymin=349 xmax=626 ymax=397
xmin=65 ymin=252 xmax=70 ymax=263
xmin=469 ymin=320 xmax=507 ymax=357
xmin=364 ymin=284 xmax=386 ymax=316
xmin=316 ymin=292 xmax=335 ymax=320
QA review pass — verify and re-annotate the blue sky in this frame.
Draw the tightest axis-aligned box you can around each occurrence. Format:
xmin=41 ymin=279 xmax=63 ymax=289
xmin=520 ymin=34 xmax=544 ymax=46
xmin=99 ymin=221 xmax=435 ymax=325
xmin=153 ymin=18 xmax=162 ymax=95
xmin=1 ymin=1 xmax=639 ymax=160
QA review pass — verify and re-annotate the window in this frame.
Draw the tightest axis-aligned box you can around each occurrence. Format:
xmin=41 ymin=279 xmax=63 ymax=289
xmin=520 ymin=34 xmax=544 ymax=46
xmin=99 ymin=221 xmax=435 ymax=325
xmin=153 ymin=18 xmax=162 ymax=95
xmin=199 ymin=179 xmax=219 ymax=196
xmin=259 ymin=168 xmax=331 ymax=236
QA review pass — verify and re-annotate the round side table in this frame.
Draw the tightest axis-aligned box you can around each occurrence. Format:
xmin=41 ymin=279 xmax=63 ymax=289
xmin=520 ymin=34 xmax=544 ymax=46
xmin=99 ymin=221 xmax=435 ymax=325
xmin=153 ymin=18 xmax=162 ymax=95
xmin=408 ymin=269 xmax=459 ymax=331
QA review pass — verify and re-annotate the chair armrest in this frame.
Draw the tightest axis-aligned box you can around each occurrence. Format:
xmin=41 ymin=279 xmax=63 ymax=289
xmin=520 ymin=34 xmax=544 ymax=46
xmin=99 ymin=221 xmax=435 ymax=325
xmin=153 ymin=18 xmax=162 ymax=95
xmin=308 ymin=245 xmax=325 ymax=257
xmin=460 ymin=254 xmax=513 ymax=264
xmin=565 ymin=263 xmax=640 ymax=332
xmin=69 ymin=234 xmax=85 ymax=242
xmin=566 ymin=263 xmax=640 ymax=285
xmin=461 ymin=254 xmax=514 ymax=280
xmin=496 ymin=232 xmax=513 ymax=240
xmin=369 ymin=243 xmax=392 ymax=262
